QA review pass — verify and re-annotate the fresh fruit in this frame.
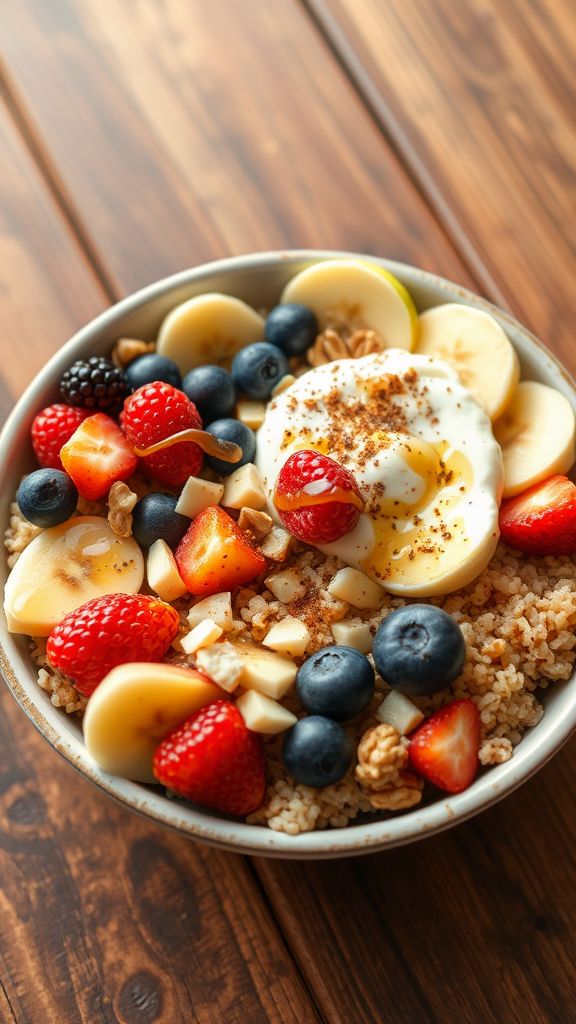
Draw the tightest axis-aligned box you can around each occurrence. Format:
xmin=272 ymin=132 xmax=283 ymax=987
xmin=499 ymin=475 xmax=576 ymax=554
xmin=263 ymin=616 xmax=311 ymax=657
xmin=152 ymin=700 xmax=266 ymax=815
xmin=376 ymin=691 xmax=424 ymax=735
xmin=234 ymin=642 xmax=298 ymax=698
xmin=273 ymin=449 xmax=363 ymax=544
xmin=280 ymin=259 xmax=416 ymax=350
xmin=156 ymin=293 xmax=265 ymax=373
xmin=327 ymin=566 xmax=384 ymax=609
xmin=132 ymin=492 xmax=190 ymax=549
xmin=222 ymin=463 xmax=267 ymax=510
xmin=417 ymin=304 xmax=520 ymax=420
xmin=60 ymin=413 xmax=138 ymax=500
xmin=4 ymin=517 xmax=144 ymax=636
xmin=47 ymin=592 xmax=180 ymax=696
xmin=182 ymin=365 xmax=236 ymax=422
xmin=175 ymin=476 xmax=224 ymax=518
xmin=231 ymin=342 xmax=290 ymax=400
xmin=31 ymin=404 xmax=91 ymax=470
xmin=330 ymin=619 xmax=372 ymax=654
xmin=282 ymin=715 xmax=354 ymax=787
xmin=180 ymin=619 xmax=223 ymax=654
xmin=59 ymin=355 xmax=128 ymax=412
xmin=83 ymin=662 xmax=221 ymax=783
xmin=493 ymin=381 xmax=576 ymax=497
xmin=204 ymin=418 xmax=256 ymax=477
xmin=124 ymin=353 xmax=182 ymax=391
xmin=121 ymin=381 xmax=203 ymax=486
xmin=296 ymin=645 xmax=375 ymax=721
xmin=408 ymin=698 xmax=480 ymax=793
xmin=265 ymin=303 xmax=318 ymax=356
xmin=17 ymin=468 xmax=78 ymax=528
xmin=175 ymin=506 xmax=266 ymax=596
xmin=187 ymin=592 xmax=233 ymax=632
xmin=236 ymin=690 xmax=297 ymax=734
xmin=373 ymin=605 xmax=466 ymax=696
xmin=147 ymin=539 xmax=188 ymax=601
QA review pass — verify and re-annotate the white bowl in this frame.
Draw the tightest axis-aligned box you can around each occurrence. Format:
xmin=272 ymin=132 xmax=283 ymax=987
xmin=1 ymin=250 xmax=575 ymax=859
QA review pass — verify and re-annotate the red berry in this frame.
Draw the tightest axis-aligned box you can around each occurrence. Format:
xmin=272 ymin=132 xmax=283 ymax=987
xmin=31 ymin=404 xmax=91 ymax=470
xmin=499 ymin=475 xmax=576 ymax=555
xmin=408 ymin=699 xmax=480 ymax=794
xmin=153 ymin=700 xmax=266 ymax=816
xmin=175 ymin=506 xmax=266 ymax=596
xmin=60 ymin=413 xmax=138 ymax=500
xmin=122 ymin=381 xmax=203 ymax=486
xmin=47 ymin=593 xmax=180 ymax=696
xmin=273 ymin=449 xmax=364 ymax=544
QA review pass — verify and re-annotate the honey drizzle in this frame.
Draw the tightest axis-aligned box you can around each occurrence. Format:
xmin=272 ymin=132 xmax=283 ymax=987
xmin=134 ymin=428 xmax=242 ymax=463
xmin=274 ymin=484 xmax=364 ymax=513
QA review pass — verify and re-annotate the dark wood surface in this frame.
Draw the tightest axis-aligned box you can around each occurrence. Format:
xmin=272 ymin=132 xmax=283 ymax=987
xmin=0 ymin=2 xmax=575 ymax=1021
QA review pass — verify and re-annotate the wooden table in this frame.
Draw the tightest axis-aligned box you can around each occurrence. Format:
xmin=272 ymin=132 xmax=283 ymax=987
xmin=0 ymin=2 xmax=575 ymax=1021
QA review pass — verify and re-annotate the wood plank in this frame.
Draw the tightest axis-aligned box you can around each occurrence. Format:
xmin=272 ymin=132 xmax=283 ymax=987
xmin=308 ymin=0 xmax=576 ymax=369
xmin=0 ymin=100 xmax=319 ymax=1024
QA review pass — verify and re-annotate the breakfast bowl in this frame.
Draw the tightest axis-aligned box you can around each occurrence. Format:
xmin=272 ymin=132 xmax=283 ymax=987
xmin=1 ymin=249 xmax=575 ymax=859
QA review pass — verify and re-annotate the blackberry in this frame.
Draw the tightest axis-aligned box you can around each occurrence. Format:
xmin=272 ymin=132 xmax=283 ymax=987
xmin=59 ymin=356 xmax=128 ymax=412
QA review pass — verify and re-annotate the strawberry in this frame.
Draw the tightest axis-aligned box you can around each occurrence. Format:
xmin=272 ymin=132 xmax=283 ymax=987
xmin=152 ymin=700 xmax=266 ymax=815
xmin=408 ymin=698 xmax=480 ymax=794
xmin=175 ymin=505 xmax=266 ymax=596
xmin=121 ymin=381 xmax=203 ymax=486
xmin=499 ymin=475 xmax=576 ymax=555
xmin=47 ymin=593 xmax=180 ymax=696
xmin=60 ymin=413 xmax=138 ymax=500
xmin=31 ymin=404 xmax=91 ymax=470
xmin=273 ymin=449 xmax=363 ymax=544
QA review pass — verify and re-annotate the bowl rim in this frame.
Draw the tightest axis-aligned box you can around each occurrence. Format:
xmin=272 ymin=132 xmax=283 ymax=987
xmin=1 ymin=248 xmax=575 ymax=859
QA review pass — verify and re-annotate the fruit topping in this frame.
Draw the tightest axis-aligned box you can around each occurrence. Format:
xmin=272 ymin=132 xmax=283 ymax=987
xmin=408 ymin=698 xmax=480 ymax=793
xmin=282 ymin=715 xmax=355 ymax=787
xmin=273 ymin=449 xmax=364 ymax=544
xmin=156 ymin=293 xmax=265 ymax=373
xmin=265 ymin=303 xmax=318 ymax=356
xmin=147 ymin=539 xmax=188 ymax=602
xmin=499 ymin=474 xmax=576 ymax=555
xmin=152 ymin=700 xmax=266 ymax=816
xmin=231 ymin=342 xmax=290 ymax=400
xmin=60 ymin=412 xmax=139 ymax=500
xmin=376 ymin=691 xmax=424 ymax=736
xmin=494 ymin=380 xmax=576 ymax=497
xmin=31 ymin=404 xmax=91 ymax=470
xmin=175 ymin=476 xmax=225 ymax=518
xmin=182 ymin=365 xmax=236 ymax=422
xmin=373 ymin=604 xmax=466 ymax=697
xmin=174 ymin=505 xmax=266 ymax=596
xmin=296 ymin=645 xmax=375 ymax=721
xmin=121 ymin=381 xmax=203 ymax=486
xmin=236 ymin=690 xmax=297 ymax=734
xmin=132 ymin=492 xmax=190 ymax=549
xmin=59 ymin=355 xmax=128 ymax=412
xmin=124 ymin=353 xmax=182 ymax=391
xmin=204 ymin=418 xmax=256 ymax=476
xmin=47 ymin=592 xmax=180 ymax=696
xmin=17 ymin=468 xmax=78 ymax=528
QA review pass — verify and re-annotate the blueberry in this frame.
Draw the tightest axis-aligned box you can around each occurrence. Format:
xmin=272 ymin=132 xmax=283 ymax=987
xmin=124 ymin=354 xmax=182 ymax=391
xmin=132 ymin=493 xmax=189 ymax=549
xmin=283 ymin=716 xmax=354 ymax=788
xmin=296 ymin=645 xmax=375 ymax=721
xmin=265 ymin=303 xmax=318 ymax=356
xmin=17 ymin=469 xmax=77 ymax=528
xmin=373 ymin=604 xmax=466 ymax=696
xmin=231 ymin=342 xmax=290 ymax=400
xmin=204 ymin=418 xmax=256 ymax=477
xmin=182 ymin=365 xmax=236 ymax=422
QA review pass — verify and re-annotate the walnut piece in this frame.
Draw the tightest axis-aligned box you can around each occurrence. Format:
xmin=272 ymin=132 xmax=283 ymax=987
xmin=363 ymin=772 xmax=424 ymax=810
xmin=238 ymin=507 xmax=273 ymax=539
xmin=355 ymin=722 xmax=409 ymax=790
xmin=479 ymin=737 xmax=513 ymax=765
xmin=308 ymin=327 xmax=384 ymax=367
xmin=107 ymin=481 xmax=138 ymax=537
xmin=111 ymin=337 xmax=155 ymax=368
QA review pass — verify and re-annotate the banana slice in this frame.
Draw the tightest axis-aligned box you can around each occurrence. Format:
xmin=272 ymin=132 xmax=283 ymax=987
xmin=4 ymin=516 xmax=144 ymax=636
xmin=494 ymin=381 xmax=576 ymax=497
xmin=417 ymin=304 xmax=520 ymax=420
xmin=280 ymin=259 xmax=417 ymax=350
xmin=83 ymin=662 xmax=221 ymax=783
xmin=156 ymin=293 xmax=265 ymax=373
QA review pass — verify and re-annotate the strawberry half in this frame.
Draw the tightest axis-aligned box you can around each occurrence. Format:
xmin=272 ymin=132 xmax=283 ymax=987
xmin=60 ymin=413 xmax=138 ymax=500
xmin=175 ymin=505 xmax=266 ymax=596
xmin=499 ymin=474 xmax=576 ymax=555
xmin=408 ymin=698 xmax=480 ymax=794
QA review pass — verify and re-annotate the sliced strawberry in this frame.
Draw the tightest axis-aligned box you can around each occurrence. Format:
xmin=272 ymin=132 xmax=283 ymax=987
xmin=60 ymin=413 xmax=138 ymax=500
xmin=499 ymin=474 xmax=576 ymax=555
xmin=175 ymin=505 xmax=266 ymax=596
xmin=408 ymin=698 xmax=480 ymax=794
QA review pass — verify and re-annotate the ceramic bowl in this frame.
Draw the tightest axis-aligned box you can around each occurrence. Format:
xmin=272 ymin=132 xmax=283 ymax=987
xmin=1 ymin=250 xmax=575 ymax=859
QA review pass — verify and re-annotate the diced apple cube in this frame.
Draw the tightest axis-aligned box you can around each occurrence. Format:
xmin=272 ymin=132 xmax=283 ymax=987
xmin=327 ymin=567 xmax=384 ymax=609
xmin=376 ymin=691 xmax=424 ymax=735
xmin=196 ymin=641 xmax=243 ymax=692
xmin=236 ymin=400 xmax=266 ymax=430
xmin=265 ymin=568 xmax=306 ymax=603
xmin=238 ymin=507 xmax=273 ymax=539
xmin=331 ymin=619 xmax=373 ymax=653
xmin=236 ymin=690 xmax=297 ymax=734
xmin=175 ymin=476 xmax=224 ymax=519
xmin=187 ymin=592 xmax=233 ymax=632
xmin=260 ymin=525 xmax=292 ymax=561
xmin=239 ymin=644 xmax=298 ymax=699
xmin=263 ymin=616 xmax=310 ymax=657
xmin=181 ymin=620 xmax=223 ymax=654
xmin=147 ymin=539 xmax=188 ymax=602
xmin=222 ymin=463 xmax=267 ymax=510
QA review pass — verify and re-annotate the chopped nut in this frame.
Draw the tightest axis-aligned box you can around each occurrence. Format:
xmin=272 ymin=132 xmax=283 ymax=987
xmin=355 ymin=723 xmax=409 ymax=790
xmin=195 ymin=641 xmax=243 ymax=692
xmin=107 ymin=481 xmax=138 ymax=537
xmin=238 ymin=507 xmax=273 ymax=539
xmin=111 ymin=337 xmax=155 ymax=368
xmin=265 ymin=568 xmax=307 ymax=603
xmin=260 ymin=525 xmax=293 ymax=561
xmin=363 ymin=772 xmax=424 ymax=810
xmin=271 ymin=374 xmax=296 ymax=397
xmin=181 ymin=620 xmax=223 ymax=654
xmin=222 ymin=463 xmax=267 ymax=510
xmin=308 ymin=327 xmax=384 ymax=367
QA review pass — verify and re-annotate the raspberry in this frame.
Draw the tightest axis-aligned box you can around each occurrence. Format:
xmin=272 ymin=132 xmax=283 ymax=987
xmin=46 ymin=593 xmax=180 ymax=697
xmin=31 ymin=404 xmax=91 ymax=470
xmin=153 ymin=700 xmax=266 ymax=815
xmin=59 ymin=356 xmax=128 ymax=413
xmin=273 ymin=449 xmax=363 ymax=544
xmin=122 ymin=381 xmax=203 ymax=486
